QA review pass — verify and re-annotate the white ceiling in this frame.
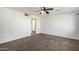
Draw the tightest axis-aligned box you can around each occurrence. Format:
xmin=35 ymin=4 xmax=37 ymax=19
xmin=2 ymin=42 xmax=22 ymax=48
xmin=7 ymin=7 xmax=79 ymax=16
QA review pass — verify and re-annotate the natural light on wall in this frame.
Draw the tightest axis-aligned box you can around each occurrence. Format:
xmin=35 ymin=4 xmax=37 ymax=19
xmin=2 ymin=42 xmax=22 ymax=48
xmin=40 ymin=13 xmax=76 ymax=38
xmin=53 ymin=14 xmax=75 ymax=34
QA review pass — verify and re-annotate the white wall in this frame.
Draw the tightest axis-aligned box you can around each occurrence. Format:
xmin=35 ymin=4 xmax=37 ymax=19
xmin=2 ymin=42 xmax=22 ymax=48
xmin=0 ymin=8 xmax=32 ymax=44
xmin=40 ymin=12 xmax=79 ymax=40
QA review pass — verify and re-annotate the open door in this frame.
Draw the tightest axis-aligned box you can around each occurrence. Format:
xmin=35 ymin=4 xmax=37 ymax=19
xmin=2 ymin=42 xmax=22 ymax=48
xmin=31 ymin=17 xmax=36 ymax=36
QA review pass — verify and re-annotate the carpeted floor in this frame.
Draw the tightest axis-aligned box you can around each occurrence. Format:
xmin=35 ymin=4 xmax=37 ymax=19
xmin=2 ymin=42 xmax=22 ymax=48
xmin=0 ymin=33 xmax=79 ymax=51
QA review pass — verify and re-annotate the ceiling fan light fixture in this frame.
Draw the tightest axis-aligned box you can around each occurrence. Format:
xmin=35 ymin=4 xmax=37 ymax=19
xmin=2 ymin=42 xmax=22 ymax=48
xmin=41 ymin=11 xmax=46 ymax=14
xmin=41 ymin=11 xmax=44 ymax=14
xmin=36 ymin=7 xmax=54 ymax=15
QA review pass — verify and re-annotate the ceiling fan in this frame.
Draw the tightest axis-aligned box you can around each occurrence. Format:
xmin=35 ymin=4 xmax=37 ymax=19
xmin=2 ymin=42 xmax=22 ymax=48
xmin=36 ymin=7 xmax=54 ymax=14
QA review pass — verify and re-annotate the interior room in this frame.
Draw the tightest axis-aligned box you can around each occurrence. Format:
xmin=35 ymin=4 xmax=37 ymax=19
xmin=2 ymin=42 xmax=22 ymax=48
xmin=0 ymin=7 xmax=79 ymax=51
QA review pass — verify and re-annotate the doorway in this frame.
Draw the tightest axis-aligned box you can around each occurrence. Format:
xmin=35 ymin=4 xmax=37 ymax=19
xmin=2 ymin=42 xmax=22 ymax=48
xmin=31 ymin=17 xmax=36 ymax=36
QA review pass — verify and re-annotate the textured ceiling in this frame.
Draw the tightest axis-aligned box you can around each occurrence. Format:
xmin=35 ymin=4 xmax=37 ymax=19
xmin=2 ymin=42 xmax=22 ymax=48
xmin=7 ymin=7 xmax=79 ymax=16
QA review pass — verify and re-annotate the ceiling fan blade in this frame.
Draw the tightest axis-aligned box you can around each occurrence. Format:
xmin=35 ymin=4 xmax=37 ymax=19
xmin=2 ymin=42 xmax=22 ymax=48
xmin=46 ymin=8 xmax=54 ymax=10
xmin=46 ymin=11 xmax=49 ymax=14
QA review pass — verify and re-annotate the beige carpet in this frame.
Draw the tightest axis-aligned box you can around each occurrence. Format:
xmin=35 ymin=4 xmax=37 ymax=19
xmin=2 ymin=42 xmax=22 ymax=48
xmin=0 ymin=33 xmax=79 ymax=51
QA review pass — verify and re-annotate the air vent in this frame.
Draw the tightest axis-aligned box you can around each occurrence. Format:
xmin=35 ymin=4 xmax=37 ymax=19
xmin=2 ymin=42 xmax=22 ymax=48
xmin=24 ymin=13 xmax=30 ymax=16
